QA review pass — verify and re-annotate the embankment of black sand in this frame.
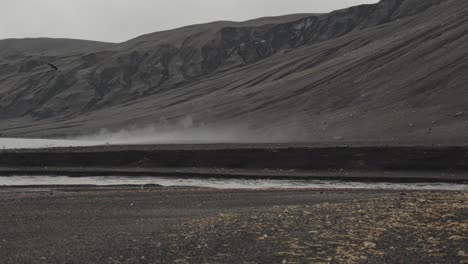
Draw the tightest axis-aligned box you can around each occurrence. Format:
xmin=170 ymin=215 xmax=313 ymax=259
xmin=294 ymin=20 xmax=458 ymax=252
xmin=0 ymin=144 xmax=467 ymax=183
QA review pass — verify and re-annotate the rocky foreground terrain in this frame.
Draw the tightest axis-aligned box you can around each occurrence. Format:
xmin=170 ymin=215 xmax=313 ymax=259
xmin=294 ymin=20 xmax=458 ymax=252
xmin=0 ymin=188 xmax=466 ymax=263
xmin=0 ymin=0 xmax=468 ymax=144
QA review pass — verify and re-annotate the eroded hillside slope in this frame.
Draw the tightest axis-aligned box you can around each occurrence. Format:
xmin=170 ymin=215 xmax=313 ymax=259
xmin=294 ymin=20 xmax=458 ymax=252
xmin=0 ymin=0 xmax=467 ymax=144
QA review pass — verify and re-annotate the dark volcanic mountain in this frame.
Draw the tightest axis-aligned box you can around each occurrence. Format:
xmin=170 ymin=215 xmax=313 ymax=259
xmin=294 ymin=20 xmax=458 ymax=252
xmin=1 ymin=0 xmax=468 ymax=144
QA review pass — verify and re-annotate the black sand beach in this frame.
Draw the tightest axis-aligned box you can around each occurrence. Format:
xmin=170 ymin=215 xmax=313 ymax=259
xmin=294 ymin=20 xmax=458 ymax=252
xmin=0 ymin=187 xmax=466 ymax=264
xmin=1 ymin=145 xmax=467 ymax=263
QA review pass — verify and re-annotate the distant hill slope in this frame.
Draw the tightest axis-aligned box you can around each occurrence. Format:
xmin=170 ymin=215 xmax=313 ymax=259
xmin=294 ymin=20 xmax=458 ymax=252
xmin=0 ymin=38 xmax=113 ymax=57
xmin=0 ymin=0 xmax=467 ymax=145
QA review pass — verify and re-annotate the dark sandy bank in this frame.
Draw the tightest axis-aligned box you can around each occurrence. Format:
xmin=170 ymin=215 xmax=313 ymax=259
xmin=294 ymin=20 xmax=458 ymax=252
xmin=1 ymin=144 xmax=468 ymax=183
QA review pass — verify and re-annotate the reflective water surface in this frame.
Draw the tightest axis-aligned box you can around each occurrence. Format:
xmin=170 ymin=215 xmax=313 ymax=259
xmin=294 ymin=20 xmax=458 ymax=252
xmin=0 ymin=176 xmax=466 ymax=191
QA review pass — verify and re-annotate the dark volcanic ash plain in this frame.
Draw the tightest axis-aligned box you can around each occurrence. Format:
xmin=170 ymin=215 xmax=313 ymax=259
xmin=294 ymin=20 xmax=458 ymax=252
xmin=1 ymin=0 xmax=468 ymax=263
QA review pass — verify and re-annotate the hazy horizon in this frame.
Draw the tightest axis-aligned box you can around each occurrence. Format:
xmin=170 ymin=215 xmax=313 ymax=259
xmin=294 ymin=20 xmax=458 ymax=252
xmin=1 ymin=0 xmax=378 ymax=43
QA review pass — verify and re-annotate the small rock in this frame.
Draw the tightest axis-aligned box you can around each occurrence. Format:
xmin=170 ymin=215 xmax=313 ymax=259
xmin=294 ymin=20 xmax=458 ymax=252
xmin=448 ymin=235 xmax=467 ymax=241
xmin=363 ymin=242 xmax=376 ymax=248
xmin=455 ymin=112 xmax=464 ymax=117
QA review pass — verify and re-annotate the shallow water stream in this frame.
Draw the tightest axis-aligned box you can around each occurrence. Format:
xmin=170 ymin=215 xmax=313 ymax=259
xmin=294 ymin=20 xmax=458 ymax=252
xmin=0 ymin=176 xmax=466 ymax=191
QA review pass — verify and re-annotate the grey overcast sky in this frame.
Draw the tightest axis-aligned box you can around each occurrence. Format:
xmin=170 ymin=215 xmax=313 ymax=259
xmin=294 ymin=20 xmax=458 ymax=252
xmin=0 ymin=0 xmax=378 ymax=43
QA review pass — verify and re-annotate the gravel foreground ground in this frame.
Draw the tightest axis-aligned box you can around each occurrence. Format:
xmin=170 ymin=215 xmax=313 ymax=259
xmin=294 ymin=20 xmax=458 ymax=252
xmin=0 ymin=187 xmax=467 ymax=264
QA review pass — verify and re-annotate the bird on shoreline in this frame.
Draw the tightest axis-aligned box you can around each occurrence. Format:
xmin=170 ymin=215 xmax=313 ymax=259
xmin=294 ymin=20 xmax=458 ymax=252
xmin=47 ymin=63 xmax=58 ymax=71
